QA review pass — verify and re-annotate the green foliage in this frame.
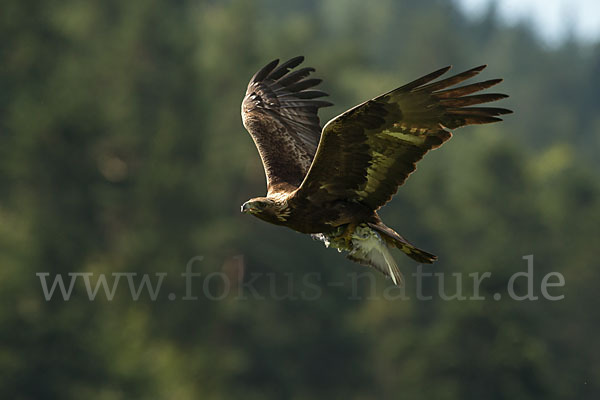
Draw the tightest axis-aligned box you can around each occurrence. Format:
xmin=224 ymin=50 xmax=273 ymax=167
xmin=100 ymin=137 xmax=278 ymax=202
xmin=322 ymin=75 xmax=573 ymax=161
xmin=1 ymin=0 xmax=598 ymax=399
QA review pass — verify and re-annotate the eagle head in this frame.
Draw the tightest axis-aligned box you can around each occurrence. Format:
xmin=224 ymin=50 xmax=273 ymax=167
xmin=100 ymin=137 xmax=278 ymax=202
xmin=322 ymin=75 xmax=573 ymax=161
xmin=241 ymin=197 xmax=275 ymax=214
xmin=241 ymin=197 xmax=289 ymax=223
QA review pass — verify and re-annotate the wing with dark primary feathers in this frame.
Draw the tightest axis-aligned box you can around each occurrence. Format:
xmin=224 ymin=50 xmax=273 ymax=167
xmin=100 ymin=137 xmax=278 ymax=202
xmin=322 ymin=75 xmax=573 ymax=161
xmin=294 ymin=65 xmax=512 ymax=210
xmin=241 ymin=56 xmax=333 ymax=194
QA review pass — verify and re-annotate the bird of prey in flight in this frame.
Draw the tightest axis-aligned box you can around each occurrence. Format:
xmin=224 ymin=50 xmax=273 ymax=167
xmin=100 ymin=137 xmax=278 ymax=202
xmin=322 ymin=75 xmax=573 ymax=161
xmin=240 ymin=56 xmax=511 ymax=285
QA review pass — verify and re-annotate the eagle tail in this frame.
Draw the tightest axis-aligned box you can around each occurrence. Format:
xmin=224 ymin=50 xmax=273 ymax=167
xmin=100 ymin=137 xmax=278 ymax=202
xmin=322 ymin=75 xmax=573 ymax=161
xmin=368 ymin=222 xmax=437 ymax=264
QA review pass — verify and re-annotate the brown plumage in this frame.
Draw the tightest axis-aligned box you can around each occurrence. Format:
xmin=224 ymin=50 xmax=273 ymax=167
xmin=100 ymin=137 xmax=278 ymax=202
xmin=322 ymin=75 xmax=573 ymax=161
xmin=241 ymin=56 xmax=511 ymax=285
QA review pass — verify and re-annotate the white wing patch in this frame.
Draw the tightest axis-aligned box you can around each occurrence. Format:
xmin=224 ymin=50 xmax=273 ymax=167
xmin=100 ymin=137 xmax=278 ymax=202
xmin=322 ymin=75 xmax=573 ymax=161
xmin=381 ymin=128 xmax=427 ymax=144
xmin=356 ymin=149 xmax=394 ymax=199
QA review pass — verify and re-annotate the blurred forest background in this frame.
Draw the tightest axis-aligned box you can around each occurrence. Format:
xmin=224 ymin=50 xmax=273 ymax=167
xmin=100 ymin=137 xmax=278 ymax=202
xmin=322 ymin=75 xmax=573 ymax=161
xmin=1 ymin=0 xmax=599 ymax=399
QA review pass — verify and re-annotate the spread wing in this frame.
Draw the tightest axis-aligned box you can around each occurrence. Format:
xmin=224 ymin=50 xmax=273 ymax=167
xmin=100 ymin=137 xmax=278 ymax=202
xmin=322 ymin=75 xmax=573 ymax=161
xmin=295 ymin=65 xmax=512 ymax=210
xmin=241 ymin=56 xmax=332 ymax=194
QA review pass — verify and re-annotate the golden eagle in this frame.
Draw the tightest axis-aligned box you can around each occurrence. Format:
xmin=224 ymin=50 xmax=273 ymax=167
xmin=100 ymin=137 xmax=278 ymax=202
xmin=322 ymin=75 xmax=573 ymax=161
xmin=241 ymin=56 xmax=511 ymax=285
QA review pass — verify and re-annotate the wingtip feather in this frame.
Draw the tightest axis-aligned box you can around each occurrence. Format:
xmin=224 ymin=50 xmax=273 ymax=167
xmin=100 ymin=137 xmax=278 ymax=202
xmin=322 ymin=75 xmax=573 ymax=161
xmin=268 ymin=56 xmax=306 ymax=80
xmin=251 ymin=58 xmax=279 ymax=83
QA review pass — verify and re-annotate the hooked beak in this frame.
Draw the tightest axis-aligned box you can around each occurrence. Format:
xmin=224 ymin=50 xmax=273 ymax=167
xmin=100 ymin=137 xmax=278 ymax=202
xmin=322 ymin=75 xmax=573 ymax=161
xmin=241 ymin=202 xmax=252 ymax=214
